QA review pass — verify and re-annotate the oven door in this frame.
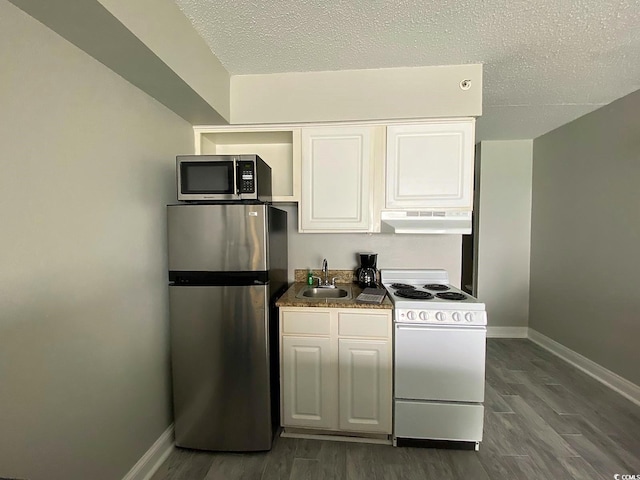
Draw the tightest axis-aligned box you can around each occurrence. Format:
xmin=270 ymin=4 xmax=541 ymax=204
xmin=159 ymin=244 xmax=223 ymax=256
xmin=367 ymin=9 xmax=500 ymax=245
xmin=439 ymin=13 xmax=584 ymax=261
xmin=394 ymin=323 xmax=486 ymax=402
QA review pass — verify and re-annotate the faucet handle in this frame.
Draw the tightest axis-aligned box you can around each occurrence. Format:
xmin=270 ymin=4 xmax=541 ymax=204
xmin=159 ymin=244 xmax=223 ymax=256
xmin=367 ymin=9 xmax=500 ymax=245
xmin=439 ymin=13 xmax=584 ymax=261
xmin=311 ymin=276 xmax=322 ymax=287
xmin=331 ymin=277 xmax=338 ymax=286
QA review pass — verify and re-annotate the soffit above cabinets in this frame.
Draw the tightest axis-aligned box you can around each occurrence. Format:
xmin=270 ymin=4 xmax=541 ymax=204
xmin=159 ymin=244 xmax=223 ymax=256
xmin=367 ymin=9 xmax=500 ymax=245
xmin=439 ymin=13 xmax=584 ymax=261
xmin=229 ymin=65 xmax=482 ymax=124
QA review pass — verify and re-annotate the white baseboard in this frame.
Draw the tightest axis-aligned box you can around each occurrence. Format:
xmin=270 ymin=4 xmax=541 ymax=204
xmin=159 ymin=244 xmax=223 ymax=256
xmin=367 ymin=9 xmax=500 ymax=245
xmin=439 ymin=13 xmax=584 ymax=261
xmin=122 ymin=424 xmax=175 ymax=480
xmin=528 ymin=329 xmax=640 ymax=407
xmin=487 ymin=326 xmax=528 ymax=338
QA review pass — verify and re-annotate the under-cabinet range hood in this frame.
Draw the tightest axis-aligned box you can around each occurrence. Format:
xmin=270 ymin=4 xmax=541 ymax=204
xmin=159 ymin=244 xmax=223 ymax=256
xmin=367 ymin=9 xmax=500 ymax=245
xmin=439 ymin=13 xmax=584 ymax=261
xmin=380 ymin=210 xmax=472 ymax=234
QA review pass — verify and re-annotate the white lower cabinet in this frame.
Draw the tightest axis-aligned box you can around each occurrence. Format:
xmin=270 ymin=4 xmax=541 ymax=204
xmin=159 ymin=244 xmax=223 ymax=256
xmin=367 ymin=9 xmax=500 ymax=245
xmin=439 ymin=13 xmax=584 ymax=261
xmin=338 ymin=338 xmax=391 ymax=432
xmin=281 ymin=336 xmax=337 ymax=429
xmin=280 ymin=307 xmax=392 ymax=435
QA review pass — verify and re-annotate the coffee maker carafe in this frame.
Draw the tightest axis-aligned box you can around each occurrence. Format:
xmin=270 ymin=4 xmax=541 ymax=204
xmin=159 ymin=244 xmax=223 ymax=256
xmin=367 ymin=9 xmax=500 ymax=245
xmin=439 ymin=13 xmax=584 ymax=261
xmin=357 ymin=253 xmax=378 ymax=288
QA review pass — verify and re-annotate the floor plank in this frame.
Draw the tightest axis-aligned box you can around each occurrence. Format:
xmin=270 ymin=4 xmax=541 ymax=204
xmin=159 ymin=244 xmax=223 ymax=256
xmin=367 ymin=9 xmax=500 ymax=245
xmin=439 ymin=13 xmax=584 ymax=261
xmin=507 ymin=382 xmax=584 ymax=435
xmin=294 ymin=439 xmax=346 ymax=480
xmin=475 ymin=450 xmax=515 ymax=480
xmin=203 ymin=451 xmax=266 ymax=480
xmin=501 ymin=394 xmax=579 ymax=458
xmin=345 ymin=443 xmax=380 ymax=480
xmin=562 ymin=433 xmax=630 ymax=480
xmin=260 ymin=436 xmax=297 ymax=480
xmin=288 ymin=458 xmax=321 ymax=480
xmin=149 ymin=449 xmax=215 ymax=480
xmin=439 ymin=450 xmax=492 ymax=480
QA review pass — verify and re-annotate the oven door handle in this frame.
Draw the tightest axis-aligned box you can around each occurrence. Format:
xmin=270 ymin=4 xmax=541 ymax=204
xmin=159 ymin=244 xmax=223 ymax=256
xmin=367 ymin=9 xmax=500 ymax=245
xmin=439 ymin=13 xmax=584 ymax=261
xmin=395 ymin=324 xmax=486 ymax=332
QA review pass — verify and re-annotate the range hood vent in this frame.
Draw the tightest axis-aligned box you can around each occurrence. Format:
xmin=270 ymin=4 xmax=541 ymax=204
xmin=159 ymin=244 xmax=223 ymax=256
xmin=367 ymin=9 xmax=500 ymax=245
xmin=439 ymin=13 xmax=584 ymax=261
xmin=380 ymin=210 xmax=472 ymax=234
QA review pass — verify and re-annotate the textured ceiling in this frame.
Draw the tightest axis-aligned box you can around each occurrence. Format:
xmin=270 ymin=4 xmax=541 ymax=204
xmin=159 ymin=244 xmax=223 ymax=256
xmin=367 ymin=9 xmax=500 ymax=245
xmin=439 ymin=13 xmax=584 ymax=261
xmin=174 ymin=0 xmax=640 ymax=140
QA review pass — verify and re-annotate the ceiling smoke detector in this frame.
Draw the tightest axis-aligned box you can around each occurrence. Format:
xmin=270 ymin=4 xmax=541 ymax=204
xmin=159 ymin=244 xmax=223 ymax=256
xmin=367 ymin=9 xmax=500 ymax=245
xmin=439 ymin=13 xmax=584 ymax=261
xmin=460 ymin=79 xmax=471 ymax=90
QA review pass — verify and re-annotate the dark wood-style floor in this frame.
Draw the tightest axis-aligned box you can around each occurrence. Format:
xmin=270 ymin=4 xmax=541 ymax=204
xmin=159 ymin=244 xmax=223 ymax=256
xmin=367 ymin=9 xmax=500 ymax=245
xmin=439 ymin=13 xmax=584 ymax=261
xmin=150 ymin=339 xmax=640 ymax=480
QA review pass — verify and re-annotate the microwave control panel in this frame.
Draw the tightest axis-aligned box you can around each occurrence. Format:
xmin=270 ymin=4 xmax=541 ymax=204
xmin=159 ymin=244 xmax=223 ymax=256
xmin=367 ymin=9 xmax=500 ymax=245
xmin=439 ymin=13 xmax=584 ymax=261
xmin=237 ymin=161 xmax=255 ymax=193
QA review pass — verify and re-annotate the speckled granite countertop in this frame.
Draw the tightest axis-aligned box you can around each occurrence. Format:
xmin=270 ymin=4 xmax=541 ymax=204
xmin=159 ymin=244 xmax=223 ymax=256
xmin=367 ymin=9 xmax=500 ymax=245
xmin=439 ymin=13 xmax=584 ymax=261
xmin=276 ymin=282 xmax=393 ymax=309
xmin=276 ymin=268 xmax=393 ymax=310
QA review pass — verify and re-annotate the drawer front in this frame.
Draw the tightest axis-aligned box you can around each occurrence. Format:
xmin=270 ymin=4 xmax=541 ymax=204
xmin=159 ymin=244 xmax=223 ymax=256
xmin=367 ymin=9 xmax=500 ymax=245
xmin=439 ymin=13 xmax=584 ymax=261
xmin=282 ymin=310 xmax=331 ymax=336
xmin=338 ymin=311 xmax=390 ymax=338
xmin=394 ymin=400 xmax=484 ymax=442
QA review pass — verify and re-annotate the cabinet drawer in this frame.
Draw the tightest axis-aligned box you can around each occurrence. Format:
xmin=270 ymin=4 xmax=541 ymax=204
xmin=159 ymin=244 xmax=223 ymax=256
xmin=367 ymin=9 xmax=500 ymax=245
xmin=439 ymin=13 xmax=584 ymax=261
xmin=395 ymin=400 xmax=484 ymax=442
xmin=338 ymin=311 xmax=390 ymax=338
xmin=282 ymin=310 xmax=331 ymax=335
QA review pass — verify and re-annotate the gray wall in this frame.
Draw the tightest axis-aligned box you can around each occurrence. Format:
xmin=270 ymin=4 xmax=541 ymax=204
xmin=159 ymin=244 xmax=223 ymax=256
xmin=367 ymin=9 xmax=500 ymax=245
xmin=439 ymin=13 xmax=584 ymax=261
xmin=475 ymin=140 xmax=533 ymax=328
xmin=278 ymin=206 xmax=463 ymax=287
xmin=530 ymin=89 xmax=640 ymax=385
xmin=0 ymin=3 xmax=193 ymax=479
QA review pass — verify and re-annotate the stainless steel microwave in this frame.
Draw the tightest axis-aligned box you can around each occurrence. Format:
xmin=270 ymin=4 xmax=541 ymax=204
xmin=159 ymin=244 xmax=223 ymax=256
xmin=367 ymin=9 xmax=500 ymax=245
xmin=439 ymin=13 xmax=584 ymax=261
xmin=176 ymin=154 xmax=272 ymax=202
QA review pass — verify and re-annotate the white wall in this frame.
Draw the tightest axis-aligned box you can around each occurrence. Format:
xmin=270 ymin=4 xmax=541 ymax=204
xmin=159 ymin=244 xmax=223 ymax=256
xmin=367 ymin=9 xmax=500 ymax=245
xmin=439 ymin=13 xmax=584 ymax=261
xmin=0 ymin=3 xmax=193 ymax=479
xmin=530 ymin=89 xmax=640 ymax=385
xmin=475 ymin=141 xmax=533 ymax=327
xmin=279 ymin=206 xmax=463 ymax=287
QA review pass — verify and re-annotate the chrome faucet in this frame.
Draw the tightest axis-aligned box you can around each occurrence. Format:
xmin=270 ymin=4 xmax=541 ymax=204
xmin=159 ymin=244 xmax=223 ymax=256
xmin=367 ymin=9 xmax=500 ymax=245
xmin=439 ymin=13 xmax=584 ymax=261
xmin=317 ymin=258 xmax=336 ymax=288
xmin=322 ymin=258 xmax=328 ymax=284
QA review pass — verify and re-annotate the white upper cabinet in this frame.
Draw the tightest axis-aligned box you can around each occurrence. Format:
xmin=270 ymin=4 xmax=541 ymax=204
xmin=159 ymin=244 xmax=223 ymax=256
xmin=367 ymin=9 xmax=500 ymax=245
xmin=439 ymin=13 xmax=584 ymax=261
xmin=194 ymin=126 xmax=301 ymax=203
xmin=300 ymin=126 xmax=383 ymax=232
xmin=190 ymin=118 xmax=477 ymax=231
xmin=386 ymin=119 xmax=475 ymax=209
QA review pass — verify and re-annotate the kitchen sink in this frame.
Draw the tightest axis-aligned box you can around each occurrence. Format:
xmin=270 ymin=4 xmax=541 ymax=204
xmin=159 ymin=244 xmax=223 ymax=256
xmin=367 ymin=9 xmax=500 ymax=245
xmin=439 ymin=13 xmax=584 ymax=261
xmin=295 ymin=286 xmax=352 ymax=300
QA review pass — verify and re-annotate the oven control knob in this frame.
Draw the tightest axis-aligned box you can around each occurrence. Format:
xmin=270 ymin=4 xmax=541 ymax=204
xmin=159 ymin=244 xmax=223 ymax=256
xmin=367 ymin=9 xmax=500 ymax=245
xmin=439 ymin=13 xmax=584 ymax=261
xmin=465 ymin=312 xmax=474 ymax=323
xmin=435 ymin=312 xmax=445 ymax=322
xmin=452 ymin=312 xmax=461 ymax=322
xmin=407 ymin=310 xmax=416 ymax=321
xmin=418 ymin=311 xmax=428 ymax=321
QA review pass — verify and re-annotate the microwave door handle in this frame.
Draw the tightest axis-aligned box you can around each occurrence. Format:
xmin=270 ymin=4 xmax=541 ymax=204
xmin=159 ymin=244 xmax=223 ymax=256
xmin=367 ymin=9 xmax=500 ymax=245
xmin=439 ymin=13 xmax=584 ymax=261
xmin=232 ymin=158 xmax=238 ymax=195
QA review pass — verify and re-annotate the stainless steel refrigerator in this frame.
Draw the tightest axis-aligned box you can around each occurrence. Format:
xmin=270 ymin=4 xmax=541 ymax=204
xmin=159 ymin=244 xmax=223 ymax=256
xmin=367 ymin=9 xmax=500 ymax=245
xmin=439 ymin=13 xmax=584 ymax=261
xmin=167 ymin=203 xmax=287 ymax=452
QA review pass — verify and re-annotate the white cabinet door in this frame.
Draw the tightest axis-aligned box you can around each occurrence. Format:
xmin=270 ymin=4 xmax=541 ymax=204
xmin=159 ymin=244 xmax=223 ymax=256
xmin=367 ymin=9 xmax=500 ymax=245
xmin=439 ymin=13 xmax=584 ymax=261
xmin=386 ymin=120 xmax=475 ymax=209
xmin=338 ymin=339 xmax=391 ymax=433
xmin=281 ymin=336 xmax=337 ymax=429
xmin=300 ymin=126 xmax=375 ymax=232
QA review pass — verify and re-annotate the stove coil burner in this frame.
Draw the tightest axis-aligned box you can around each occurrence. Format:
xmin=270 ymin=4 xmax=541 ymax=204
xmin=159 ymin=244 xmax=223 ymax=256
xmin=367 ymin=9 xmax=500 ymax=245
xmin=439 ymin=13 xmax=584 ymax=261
xmin=391 ymin=283 xmax=415 ymax=290
xmin=436 ymin=292 xmax=467 ymax=301
xmin=395 ymin=289 xmax=434 ymax=300
xmin=424 ymin=284 xmax=450 ymax=291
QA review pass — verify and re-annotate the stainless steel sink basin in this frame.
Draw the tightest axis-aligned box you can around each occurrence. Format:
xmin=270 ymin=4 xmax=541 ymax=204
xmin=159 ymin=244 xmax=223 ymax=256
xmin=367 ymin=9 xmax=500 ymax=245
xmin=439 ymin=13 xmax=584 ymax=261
xmin=296 ymin=286 xmax=352 ymax=300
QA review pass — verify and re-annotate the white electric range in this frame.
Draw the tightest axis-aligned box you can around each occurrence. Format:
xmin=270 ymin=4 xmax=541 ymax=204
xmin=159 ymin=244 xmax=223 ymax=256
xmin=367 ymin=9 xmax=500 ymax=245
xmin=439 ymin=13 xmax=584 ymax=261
xmin=380 ymin=269 xmax=487 ymax=450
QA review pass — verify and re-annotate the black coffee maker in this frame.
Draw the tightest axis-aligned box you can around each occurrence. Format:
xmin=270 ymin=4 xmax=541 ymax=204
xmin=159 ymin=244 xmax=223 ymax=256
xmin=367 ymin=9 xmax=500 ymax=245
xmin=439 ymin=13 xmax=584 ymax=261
xmin=357 ymin=253 xmax=378 ymax=288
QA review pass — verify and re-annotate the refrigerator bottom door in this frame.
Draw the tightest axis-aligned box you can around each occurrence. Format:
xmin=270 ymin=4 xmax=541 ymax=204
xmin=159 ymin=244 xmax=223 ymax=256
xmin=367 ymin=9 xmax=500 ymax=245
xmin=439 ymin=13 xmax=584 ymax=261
xmin=394 ymin=400 xmax=484 ymax=442
xmin=169 ymin=284 xmax=272 ymax=451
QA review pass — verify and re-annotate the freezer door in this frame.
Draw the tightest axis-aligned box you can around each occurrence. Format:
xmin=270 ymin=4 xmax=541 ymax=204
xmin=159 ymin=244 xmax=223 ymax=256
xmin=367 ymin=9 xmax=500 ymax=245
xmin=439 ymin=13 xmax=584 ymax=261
xmin=169 ymin=284 xmax=273 ymax=451
xmin=168 ymin=204 xmax=267 ymax=272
